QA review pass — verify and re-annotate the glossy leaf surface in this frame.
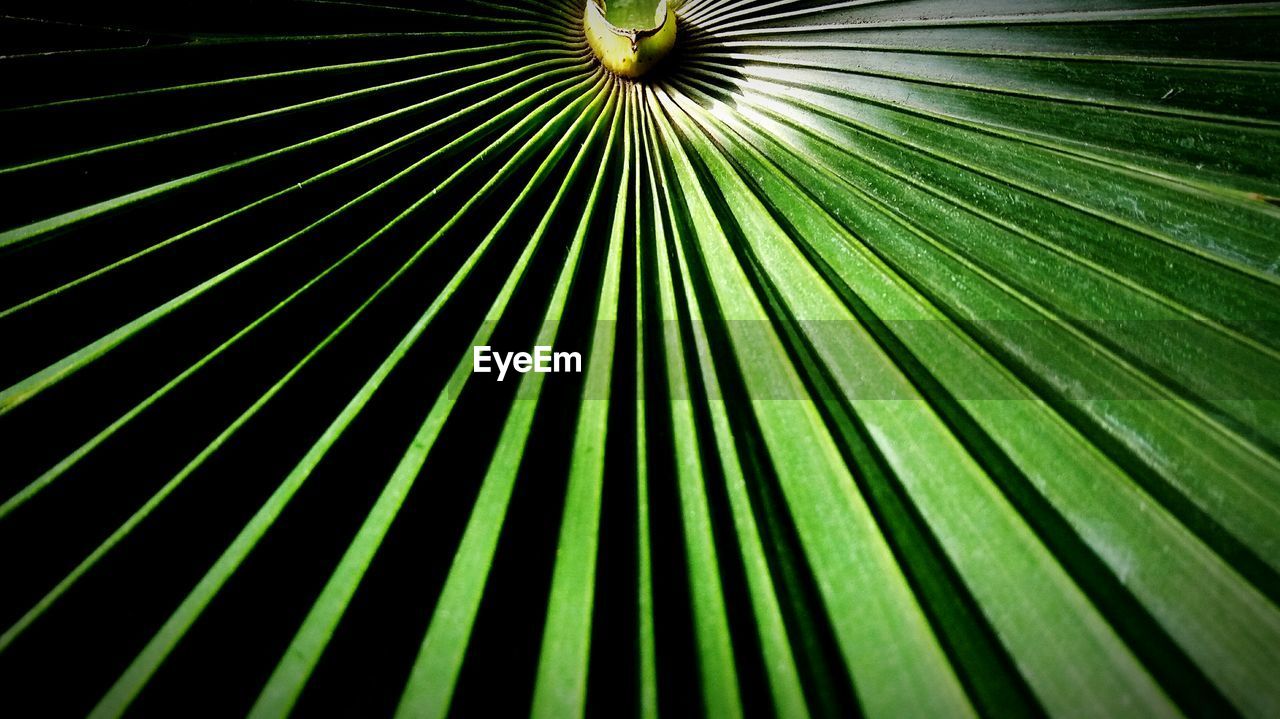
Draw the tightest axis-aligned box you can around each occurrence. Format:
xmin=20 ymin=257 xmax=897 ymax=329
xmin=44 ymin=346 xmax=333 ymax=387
xmin=0 ymin=1 xmax=1277 ymax=717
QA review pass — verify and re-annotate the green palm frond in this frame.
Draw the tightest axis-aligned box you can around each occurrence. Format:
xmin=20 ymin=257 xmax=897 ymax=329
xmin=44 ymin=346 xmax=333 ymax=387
xmin=0 ymin=0 xmax=1278 ymax=717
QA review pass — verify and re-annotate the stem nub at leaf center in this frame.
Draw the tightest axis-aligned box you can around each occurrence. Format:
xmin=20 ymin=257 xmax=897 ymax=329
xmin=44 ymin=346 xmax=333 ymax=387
xmin=584 ymin=0 xmax=676 ymax=79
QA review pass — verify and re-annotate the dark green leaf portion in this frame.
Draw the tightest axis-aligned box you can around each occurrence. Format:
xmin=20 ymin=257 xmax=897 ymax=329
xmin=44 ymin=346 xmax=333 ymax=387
xmin=0 ymin=1 xmax=1277 ymax=717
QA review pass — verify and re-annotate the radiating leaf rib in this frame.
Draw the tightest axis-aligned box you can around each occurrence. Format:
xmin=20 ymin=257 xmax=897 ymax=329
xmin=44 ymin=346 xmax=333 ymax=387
xmin=297 ymin=0 xmax=572 ymax=28
xmin=194 ymin=31 xmax=560 ymax=42
xmin=669 ymin=90 xmax=1039 ymax=717
xmin=0 ymin=48 xmax=588 ymax=252
xmin=0 ymin=65 xmax=592 ymax=417
xmin=285 ymin=2 xmax=574 ymax=33
xmin=703 ymin=3 xmax=1280 ymax=34
xmin=678 ymin=0 xmax=747 ymax=26
xmin=648 ymin=81 xmax=975 ymax=718
xmin=679 ymin=67 xmax=1280 ymax=339
xmin=706 ymin=36 xmax=1280 ymax=69
xmin=660 ymin=81 xmax=1193 ymax=716
xmin=718 ymin=57 xmax=1280 ymax=203
xmin=677 ymin=78 xmax=1280 ymax=580
xmin=712 ymin=78 xmax=1280 ymax=435
xmin=0 ymin=49 xmax=576 ymax=175
xmin=0 ymin=40 xmax=554 ymax=113
xmin=83 ymin=72 xmax=611 ymax=719
xmin=632 ymin=97 xmax=659 ymax=719
xmin=702 ymin=46 xmax=1280 ymax=125
xmin=0 ymin=58 xmax=583 ymax=320
xmin=529 ymin=82 xmax=632 ymax=719
xmin=691 ymin=61 xmax=1280 ymax=256
xmin=640 ymin=87 xmax=744 ymax=719
xmin=674 ymin=80 xmax=1280 ymax=715
xmin=394 ymin=77 xmax=622 ymax=719
xmin=659 ymin=125 xmax=811 ymax=719
xmin=0 ymin=69 xmax=592 ymax=524
xmin=2 ymin=2 xmax=1279 ymax=717
xmin=691 ymin=69 xmax=1280 ymax=440
xmin=248 ymin=79 xmax=622 ymax=719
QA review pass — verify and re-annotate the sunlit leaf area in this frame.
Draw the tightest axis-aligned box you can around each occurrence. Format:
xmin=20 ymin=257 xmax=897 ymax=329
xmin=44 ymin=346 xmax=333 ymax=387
xmin=1 ymin=0 xmax=1279 ymax=716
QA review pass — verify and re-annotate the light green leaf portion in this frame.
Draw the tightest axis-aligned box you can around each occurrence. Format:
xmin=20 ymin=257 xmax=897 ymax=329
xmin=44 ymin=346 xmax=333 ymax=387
xmin=648 ymin=84 xmax=975 ymax=719
xmin=639 ymin=86 xmax=745 ymax=719
xmin=529 ymin=82 xmax=633 ymax=719
xmin=659 ymin=82 xmax=1179 ymax=718
xmin=246 ymin=78 xmax=622 ymax=719
xmin=393 ymin=77 xmax=622 ymax=719
xmin=673 ymin=79 xmax=1280 ymax=717
xmin=1 ymin=2 xmax=1278 ymax=718
xmin=0 ymin=59 xmax=591 ymax=417
xmin=0 ymin=66 xmax=602 ymax=658
xmin=87 ymin=71 xmax=612 ymax=719
xmin=658 ymin=107 xmax=810 ymax=719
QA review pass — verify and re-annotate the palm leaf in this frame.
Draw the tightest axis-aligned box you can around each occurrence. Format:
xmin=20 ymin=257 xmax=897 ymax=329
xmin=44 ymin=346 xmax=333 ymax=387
xmin=0 ymin=0 xmax=1277 ymax=716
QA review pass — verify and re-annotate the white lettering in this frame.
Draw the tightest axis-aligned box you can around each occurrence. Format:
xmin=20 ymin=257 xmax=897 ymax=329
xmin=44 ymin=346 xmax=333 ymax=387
xmin=475 ymin=346 xmax=581 ymax=380
xmin=494 ymin=350 xmax=512 ymax=381
xmin=554 ymin=351 xmax=582 ymax=373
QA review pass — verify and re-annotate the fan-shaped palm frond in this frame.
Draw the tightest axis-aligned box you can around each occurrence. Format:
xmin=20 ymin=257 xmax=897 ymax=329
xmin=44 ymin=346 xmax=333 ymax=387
xmin=1 ymin=1 xmax=1278 ymax=717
